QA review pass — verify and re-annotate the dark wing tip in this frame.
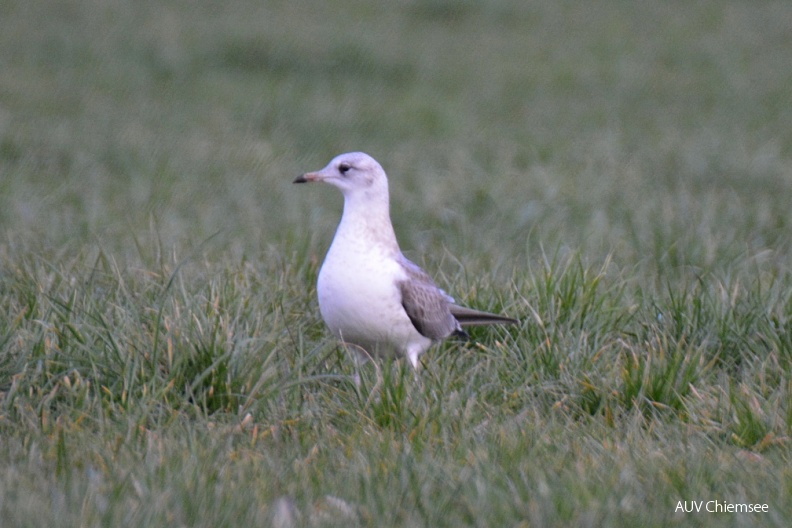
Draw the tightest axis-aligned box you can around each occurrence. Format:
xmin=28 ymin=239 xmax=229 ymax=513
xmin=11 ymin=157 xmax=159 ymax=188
xmin=451 ymin=328 xmax=470 ymax=341
xmin=449 ymin=305 xmax=519 ymax=326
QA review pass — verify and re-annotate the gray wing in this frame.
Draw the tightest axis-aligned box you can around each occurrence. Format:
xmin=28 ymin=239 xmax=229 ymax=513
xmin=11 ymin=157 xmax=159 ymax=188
xmin=397 ymin=257 xmax=465 ymax=340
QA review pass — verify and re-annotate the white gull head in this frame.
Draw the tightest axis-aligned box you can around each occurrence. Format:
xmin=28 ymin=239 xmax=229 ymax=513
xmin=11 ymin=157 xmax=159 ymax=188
xmin=293 ymin=151 xmax=388 ymax=202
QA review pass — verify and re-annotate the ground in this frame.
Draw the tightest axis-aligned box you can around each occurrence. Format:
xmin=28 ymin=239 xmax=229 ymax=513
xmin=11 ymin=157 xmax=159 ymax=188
xmin=1 ymin=1 xmax=791 ymax=526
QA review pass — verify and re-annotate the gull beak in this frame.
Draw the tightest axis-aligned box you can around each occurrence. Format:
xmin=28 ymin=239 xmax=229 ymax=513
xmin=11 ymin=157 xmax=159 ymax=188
xmin=293 ymin=171 xmax=326 ymax=184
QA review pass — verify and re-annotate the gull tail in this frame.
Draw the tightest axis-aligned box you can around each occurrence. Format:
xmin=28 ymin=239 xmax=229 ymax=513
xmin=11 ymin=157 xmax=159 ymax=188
xmin=449 ymin=305 xmax=518 ymax=327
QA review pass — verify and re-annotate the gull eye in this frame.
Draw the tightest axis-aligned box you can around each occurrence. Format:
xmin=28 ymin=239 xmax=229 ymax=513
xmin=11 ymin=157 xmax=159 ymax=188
xmin=338 ymin=163 xmax=351 ymax=175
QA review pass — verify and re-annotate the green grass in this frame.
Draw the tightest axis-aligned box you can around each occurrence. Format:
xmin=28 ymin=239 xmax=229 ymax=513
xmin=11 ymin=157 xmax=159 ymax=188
xmin=2 ymin=0 xmax=792 ymax=526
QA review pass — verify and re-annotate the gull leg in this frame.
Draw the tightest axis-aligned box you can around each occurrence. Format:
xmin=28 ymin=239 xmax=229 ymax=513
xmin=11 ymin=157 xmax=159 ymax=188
xmin=406 ymin=344 xmax=425 ymax=370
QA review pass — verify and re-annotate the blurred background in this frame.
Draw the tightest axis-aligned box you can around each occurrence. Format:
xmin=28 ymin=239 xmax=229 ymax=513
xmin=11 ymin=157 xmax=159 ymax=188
xmin=1 ymin=0 xmax=790 ymax=273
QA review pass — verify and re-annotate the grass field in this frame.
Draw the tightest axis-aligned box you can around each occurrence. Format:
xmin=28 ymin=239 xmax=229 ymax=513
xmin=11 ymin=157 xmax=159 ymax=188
xmin=2 ymin=1 xmax=791 ymax=526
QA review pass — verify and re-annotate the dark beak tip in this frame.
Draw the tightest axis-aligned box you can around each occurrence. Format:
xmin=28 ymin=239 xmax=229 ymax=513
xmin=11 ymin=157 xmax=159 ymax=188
xmin=293 ymin=175 xmax=308 ymax=184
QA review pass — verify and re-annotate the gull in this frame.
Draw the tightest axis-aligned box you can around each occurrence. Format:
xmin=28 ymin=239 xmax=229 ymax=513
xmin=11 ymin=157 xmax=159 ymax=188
xmin=294 ymin=152 xmax=517 ymax=368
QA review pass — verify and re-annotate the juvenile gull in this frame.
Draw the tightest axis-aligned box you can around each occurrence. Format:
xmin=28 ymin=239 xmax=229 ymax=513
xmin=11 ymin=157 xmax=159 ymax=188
xmin=294 ymin=152 xmax=517 ymax=368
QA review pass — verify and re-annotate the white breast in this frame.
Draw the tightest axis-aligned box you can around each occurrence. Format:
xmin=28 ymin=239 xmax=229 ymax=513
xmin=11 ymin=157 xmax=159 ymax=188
xmin=316 ymin=237 xmax=423 ymax=358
